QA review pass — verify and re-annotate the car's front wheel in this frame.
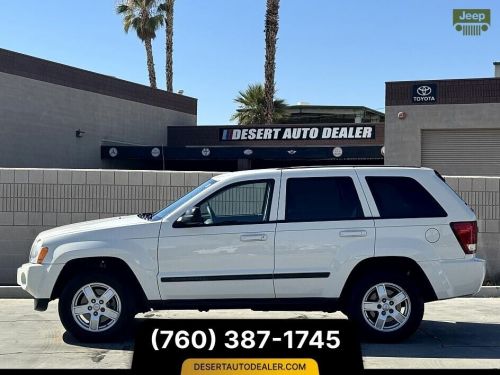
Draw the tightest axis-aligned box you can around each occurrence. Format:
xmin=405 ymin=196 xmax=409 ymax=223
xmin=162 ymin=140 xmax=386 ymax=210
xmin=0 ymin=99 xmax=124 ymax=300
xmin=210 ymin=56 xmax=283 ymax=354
xmin=58 ymin=273 xmax=135 ymax=342
xmin=347 ymin=271 xmax=424 ymax=342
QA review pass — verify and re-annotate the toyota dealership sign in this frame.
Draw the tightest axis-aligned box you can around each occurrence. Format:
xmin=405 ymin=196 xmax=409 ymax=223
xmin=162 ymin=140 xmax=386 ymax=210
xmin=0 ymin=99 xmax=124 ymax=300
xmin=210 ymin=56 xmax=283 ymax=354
xmin=412 ymin=83 xmax=437 ymax=103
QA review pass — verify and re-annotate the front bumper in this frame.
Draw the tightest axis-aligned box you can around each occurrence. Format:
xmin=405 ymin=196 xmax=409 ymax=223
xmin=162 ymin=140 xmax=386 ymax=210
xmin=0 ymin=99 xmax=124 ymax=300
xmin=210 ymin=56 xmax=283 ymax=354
xmin=17 ymin=263 xmax=64 ymax=301
xmin=419 ymin=257 xmax=486 ymax=300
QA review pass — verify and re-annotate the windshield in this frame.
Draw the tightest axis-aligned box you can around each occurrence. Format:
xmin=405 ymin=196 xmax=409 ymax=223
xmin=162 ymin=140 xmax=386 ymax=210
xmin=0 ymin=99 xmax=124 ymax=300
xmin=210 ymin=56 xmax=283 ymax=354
xmin=151 ymin=179 xmax=217 ymax=221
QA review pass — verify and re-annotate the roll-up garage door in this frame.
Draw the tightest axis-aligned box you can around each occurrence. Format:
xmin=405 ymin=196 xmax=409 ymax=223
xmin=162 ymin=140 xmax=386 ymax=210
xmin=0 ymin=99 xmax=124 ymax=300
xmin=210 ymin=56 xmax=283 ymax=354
xmin=421 ymin=129 xmax=500 ymax=176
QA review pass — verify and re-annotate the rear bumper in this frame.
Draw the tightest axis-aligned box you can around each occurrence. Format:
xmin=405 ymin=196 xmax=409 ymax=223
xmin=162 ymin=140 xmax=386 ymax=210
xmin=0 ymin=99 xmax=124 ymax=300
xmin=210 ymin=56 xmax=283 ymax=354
xmin=419 ymin=257 xmax=486 ymax=300
xmin=17 ymin=263 xmax=64 ymax=300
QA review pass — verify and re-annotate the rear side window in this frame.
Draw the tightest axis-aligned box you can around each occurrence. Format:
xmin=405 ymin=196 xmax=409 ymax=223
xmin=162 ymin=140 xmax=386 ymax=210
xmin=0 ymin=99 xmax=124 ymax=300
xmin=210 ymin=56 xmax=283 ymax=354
xmin=285 ymin=177 xmax=364 ymax=222
xmin=366 ymin=176 xmax=447 ymax=219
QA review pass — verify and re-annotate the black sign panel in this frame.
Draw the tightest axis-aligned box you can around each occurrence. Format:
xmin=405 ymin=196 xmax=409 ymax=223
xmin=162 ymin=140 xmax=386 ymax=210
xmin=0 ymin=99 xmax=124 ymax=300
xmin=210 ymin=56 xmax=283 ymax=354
xmin=132 ymin=319 xmax=363 ymax=374
xmin=412 ymin=83 xmax=437 ymax=104
xmin=220 ymin=126 xmax=375 ymax=142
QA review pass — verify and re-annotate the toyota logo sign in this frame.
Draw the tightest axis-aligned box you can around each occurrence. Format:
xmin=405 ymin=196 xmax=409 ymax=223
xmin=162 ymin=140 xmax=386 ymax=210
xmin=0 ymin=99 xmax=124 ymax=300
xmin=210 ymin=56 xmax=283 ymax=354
xmin=412 ymin=83 xmax=437 ymax=104
xmin=416 ymin=86 xmax=432 ymax=96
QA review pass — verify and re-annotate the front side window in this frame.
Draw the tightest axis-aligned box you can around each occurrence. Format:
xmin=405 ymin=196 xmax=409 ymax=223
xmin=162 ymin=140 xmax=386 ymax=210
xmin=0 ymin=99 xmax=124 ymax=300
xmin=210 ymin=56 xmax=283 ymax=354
xmin=176 ymin=180 xmax=274 ymax=227
xmin=285 ymin=177 xmax=364 ymax=222
xmin=366 ymin=176 xmax=447 ymax=219
xmin=152 ymin=179 xmax=216 ymax=221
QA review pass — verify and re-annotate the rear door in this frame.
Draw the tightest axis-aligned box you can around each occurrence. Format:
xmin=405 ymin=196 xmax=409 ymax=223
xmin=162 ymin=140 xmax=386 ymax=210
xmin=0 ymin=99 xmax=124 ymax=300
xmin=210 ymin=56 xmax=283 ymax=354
xmin=274 ymin=169 xmax=375 ymax=298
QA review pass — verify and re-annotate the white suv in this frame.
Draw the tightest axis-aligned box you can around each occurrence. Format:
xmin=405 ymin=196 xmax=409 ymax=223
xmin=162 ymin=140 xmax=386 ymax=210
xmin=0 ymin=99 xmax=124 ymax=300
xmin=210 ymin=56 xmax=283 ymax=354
xmin=17 ymin=167 xmax=485 ymax=342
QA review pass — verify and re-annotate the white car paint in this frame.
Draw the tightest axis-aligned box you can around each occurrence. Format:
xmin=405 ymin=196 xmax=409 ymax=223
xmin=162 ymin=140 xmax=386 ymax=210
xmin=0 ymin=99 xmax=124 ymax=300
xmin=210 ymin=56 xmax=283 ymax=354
xmin=17 ymin=166 xmax=485 ymax=309
xmin=21 ymin=215 xmax=162 ymax=300
xmin=274 ymin=168 xmax=375 ymax=298
xmin=156 ymin=170 xmax=281 ymax=299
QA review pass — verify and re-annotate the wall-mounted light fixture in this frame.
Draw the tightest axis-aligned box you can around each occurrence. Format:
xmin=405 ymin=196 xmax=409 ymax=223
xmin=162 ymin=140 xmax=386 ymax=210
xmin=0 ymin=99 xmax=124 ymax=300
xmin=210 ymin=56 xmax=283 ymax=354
xmin=75 ymin=129 xmax=85 ymax=138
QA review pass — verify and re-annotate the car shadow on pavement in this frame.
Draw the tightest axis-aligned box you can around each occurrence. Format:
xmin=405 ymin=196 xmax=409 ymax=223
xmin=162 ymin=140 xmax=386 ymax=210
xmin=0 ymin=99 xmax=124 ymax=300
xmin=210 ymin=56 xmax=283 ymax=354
xmin=62 ymin=331 xmax=135 ymax=350
xmin=61 ymin=316 xmax=187 ymax=350
xmin=362 ymin=320 xmax=500 ymax=359
xmin=61 ymin=319 xmax=147 ymax=350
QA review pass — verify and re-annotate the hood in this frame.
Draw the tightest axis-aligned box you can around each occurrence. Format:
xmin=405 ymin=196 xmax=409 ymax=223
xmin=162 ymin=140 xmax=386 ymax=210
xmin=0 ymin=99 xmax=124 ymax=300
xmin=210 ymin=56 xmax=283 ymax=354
xmin=38 ymin=215 xmax=152 ymax=240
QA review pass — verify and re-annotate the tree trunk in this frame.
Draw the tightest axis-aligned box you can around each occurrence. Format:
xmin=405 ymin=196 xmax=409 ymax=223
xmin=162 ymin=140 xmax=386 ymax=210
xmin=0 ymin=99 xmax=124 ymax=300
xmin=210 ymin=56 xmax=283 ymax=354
xmin=165 ymin=0 xmax=174 ymax=92
xmin=264 ymin=0 xmax=280 ymax=124
xmin=144 ymin=38 xmax=157 ymax=89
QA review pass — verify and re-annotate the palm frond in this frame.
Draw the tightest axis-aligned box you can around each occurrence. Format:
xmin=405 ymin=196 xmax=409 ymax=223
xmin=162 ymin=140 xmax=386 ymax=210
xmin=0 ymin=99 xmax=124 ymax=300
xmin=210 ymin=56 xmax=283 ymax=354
xmin=231 ymin=84 xmax=287 ymax=125
xmin=116 ymin=0 xmax=163 ymax=41
xmin=116 ymin=4 xmax=130 ymax=14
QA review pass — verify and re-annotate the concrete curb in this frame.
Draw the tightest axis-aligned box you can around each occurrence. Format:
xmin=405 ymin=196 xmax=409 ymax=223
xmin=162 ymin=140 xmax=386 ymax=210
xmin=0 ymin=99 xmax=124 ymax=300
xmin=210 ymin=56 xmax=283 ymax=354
xmin=1 ymin=285 xmax=500 ymax=299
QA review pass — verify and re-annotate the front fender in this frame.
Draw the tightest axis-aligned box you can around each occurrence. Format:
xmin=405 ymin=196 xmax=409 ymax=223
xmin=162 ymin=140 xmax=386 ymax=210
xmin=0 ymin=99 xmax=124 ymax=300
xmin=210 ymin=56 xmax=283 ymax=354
xmin=49 ymin=238 xmax=160 ymax=300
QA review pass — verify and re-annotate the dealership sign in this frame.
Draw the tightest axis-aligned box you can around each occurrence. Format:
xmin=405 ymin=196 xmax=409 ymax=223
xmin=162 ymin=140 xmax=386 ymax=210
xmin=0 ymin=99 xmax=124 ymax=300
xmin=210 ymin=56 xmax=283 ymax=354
xmin=220 ymin=126 xmax=375 ymax=141
xmin=412 ymin=84 xmax=437 ymax=104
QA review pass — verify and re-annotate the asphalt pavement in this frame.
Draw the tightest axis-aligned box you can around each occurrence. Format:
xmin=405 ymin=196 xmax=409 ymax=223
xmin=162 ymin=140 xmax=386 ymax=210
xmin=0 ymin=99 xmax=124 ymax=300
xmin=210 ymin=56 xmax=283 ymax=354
xmin=1 ymin=298 xmax=500 ymax=369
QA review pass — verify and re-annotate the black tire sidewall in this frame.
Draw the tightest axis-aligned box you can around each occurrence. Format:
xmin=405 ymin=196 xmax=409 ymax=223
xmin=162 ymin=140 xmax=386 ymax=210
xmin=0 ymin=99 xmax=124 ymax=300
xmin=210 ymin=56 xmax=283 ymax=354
xmin=347 ymin=271 xmax=424 ymax=342
xmin=58 ymin=272 xmax=135 ymax=342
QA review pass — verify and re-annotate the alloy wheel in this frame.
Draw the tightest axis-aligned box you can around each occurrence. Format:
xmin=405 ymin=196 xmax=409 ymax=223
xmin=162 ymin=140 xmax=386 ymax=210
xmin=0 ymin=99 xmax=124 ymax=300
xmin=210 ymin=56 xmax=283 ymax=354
xmin=71 ymin=283 xmax=122 ymax=332
xmin=361 ymin=282 xmax=411 ymax=332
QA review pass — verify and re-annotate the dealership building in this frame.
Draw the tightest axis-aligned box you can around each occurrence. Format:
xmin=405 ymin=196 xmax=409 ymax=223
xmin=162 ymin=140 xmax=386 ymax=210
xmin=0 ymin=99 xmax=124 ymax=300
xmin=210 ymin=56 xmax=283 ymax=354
xmin=103 ymin=123 xmax=385 ymax=171
xmin=0 ymin=48 xmax=197 ymax=170
xmin=385 ymin=70 xmax=500 ymax=176
xmin=0 ymin=48 xmax=386 ymax=171
xmin=1 ymin=48 xmax=500 ymax=176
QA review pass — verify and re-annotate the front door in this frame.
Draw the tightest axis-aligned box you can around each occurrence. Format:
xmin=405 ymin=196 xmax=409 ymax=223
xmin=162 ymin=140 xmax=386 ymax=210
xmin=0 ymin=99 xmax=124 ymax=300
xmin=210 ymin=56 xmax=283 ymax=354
xmin=157 ymin=176 xmax=279 ymax=300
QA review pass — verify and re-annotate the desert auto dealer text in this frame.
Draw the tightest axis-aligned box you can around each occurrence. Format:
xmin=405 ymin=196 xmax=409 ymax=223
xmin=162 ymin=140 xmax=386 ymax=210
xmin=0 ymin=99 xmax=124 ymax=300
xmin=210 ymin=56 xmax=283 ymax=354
xmin=220 ymin=126 xmax=375 ymax=141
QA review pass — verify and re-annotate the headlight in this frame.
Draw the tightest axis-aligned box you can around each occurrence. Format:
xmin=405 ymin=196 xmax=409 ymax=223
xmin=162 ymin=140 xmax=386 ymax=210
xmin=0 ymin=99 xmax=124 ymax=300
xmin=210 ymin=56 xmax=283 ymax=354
xmin=29 ymin=239 xmax=49 ymax=264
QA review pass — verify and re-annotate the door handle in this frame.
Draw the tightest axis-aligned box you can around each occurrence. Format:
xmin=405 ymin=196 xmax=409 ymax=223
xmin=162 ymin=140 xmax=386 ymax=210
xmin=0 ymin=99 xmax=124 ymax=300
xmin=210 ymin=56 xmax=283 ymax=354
xmin=240 ymin=233 xmax=268 ymax=242
xmin=339 ymin=230 xmax=367 ymax=237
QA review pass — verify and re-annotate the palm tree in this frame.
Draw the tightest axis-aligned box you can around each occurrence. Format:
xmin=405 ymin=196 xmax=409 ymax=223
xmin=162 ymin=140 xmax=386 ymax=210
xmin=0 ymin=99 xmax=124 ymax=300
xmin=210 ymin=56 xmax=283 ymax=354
xmin=264 ymin=0 xmax=280 ymax=124
xmin=117 ymin=0 xmax=164 ymax=89
xmin=231 ymin=84 xmax=287 ymax=125
xmin=159 ymin=0 xmax=175 ymax=92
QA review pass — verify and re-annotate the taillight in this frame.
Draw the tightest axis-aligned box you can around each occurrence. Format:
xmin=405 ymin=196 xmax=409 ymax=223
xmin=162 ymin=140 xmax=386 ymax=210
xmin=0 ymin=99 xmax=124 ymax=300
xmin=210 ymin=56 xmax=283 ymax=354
xmin=450 ymin=221 xmax=477 ymax=254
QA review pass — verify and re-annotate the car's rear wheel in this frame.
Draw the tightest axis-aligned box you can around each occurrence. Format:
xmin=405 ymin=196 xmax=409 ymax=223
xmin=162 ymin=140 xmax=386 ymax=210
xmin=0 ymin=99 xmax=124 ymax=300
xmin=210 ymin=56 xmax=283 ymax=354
xmin=58 ymin=273 xmax=135 ymax=342
xmin=347 ymin=271 xmax=424 ymax=342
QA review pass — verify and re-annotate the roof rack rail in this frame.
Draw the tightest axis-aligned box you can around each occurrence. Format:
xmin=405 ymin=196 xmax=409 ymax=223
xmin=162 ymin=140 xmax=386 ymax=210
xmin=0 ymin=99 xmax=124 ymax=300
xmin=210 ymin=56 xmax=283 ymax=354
xmin=280 ymin=165 xmax=426 ymax=170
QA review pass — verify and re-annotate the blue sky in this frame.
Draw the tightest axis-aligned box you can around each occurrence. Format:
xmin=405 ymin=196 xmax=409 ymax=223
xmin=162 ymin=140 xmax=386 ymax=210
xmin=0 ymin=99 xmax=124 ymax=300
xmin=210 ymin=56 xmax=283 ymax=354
xmin=0 ymin=1 xmax=499 ymax=124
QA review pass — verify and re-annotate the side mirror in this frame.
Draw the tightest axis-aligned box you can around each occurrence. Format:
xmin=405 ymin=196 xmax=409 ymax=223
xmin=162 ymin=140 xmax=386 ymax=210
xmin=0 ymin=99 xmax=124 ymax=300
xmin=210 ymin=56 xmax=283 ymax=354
xmin=173 ymin=207 xmax=203 ymax=228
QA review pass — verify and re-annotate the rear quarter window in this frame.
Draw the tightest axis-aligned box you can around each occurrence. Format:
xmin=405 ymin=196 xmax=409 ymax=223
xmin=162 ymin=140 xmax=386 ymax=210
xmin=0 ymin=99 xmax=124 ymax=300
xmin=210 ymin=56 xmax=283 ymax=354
xmin=366 ymin=176 xmax=447 ymax=219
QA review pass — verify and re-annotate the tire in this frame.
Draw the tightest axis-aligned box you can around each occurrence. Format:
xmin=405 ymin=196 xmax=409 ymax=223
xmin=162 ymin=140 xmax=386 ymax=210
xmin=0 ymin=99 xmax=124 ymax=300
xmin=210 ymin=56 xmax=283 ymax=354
xmin=58 ymin=272 xmax=136 ymax=342
xmin=346 ymin=271 xmax=424 ymax=342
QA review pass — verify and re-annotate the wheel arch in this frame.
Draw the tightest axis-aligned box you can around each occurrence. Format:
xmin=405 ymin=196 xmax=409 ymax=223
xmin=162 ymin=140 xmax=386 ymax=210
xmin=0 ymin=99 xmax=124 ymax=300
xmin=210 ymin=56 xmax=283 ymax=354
xmin=51 ymin=257 xmax=149 ymax=312
xmin=339 ymin=256 xmax=437 ymax=308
